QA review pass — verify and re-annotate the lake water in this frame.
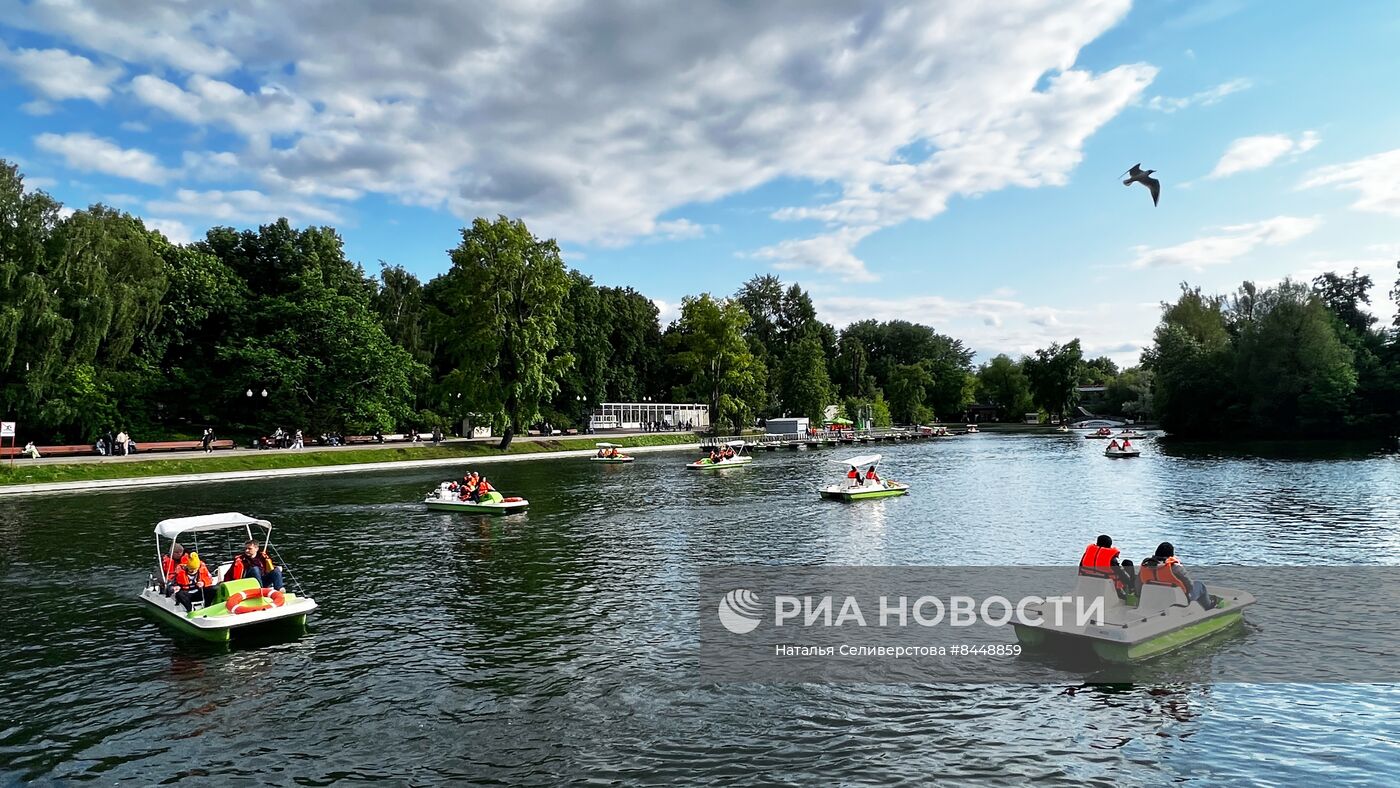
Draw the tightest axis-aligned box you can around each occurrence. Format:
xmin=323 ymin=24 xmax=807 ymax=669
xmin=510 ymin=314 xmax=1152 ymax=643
xmin=3 ymin=434 xmax=1399 ymax=783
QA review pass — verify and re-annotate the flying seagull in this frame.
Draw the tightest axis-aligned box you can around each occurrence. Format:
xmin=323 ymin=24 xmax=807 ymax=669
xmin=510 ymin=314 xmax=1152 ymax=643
xmin=1122 ymin=164 xmax=1160 ymax=206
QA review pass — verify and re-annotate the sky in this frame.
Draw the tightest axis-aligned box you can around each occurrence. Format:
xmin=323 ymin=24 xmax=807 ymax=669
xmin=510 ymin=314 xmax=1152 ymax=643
xmin=3 ymin=0 xmax=1399 ymax=366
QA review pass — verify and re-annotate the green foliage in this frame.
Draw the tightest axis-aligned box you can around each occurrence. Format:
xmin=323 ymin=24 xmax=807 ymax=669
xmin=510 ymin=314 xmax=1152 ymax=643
xmin=1022 ymin=339 xmax=1084 ymax=420
xmin=976 ymin=354 xmax=1034 ymax=420
xmin=778 ymin=334 xmax=833 ymax=421
xmin=670 ymin=293 xmax=766 ymax=432
xmin=430 ymin=216 xmax=571 ymax=445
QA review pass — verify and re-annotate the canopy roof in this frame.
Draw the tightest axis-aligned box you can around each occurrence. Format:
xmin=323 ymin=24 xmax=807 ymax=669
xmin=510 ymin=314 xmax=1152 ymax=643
xmin=724 ymin=440 xmax=746 ymax=447
xmin=834 ymin=454 xmax=882 ymax=468
xmin=155 ymin=512 xmax=270 ymax=539
xmin=596 ymin=442 xmax=621 ymax=448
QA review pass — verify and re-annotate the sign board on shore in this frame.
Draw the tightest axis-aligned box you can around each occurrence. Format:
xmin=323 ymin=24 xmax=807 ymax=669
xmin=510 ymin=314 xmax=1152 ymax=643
xmin=0 ymin=422 xmax=14 ymax=438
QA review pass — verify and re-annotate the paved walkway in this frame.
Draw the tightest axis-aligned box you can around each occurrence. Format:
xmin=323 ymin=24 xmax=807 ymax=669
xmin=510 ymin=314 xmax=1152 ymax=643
xmin=11 ymin=430 xmax=688 ymax=467
xmin=0 ymin=440 xmax=702 ymax=497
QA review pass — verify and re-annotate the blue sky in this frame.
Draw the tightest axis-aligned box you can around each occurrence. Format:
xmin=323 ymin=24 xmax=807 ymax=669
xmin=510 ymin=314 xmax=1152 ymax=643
xmin=3 ymin=0 xmax=1398 ymax=365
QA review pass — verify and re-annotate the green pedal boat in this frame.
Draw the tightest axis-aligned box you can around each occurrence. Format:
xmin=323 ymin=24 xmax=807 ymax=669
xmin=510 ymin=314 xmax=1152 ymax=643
xmin=590 ymin=442 xmax=634 ymax=463
xmin=687 ymin=440 xmax=754 ymax=469
xmin=818 ymin=454 xmax=910 ymax=501
xmin=1013 ymin=574 xmax=1255 ymax=663
xmin=138 ymin=513 xmax=317 ymax=643
xmin=425 ymin=482 xmax=529 ymax=513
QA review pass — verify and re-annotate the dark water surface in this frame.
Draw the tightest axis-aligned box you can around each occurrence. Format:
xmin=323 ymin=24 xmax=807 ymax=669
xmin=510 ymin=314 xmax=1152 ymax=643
xmin=3 ymin=434 xmax=1399 ymax=784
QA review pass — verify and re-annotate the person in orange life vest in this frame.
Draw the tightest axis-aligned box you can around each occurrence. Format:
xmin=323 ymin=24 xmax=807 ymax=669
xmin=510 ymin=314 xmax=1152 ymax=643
xmin=1107 ymin=439 xmax=1120 ymax=450
xmin=1079 ymin=534 xmax=1134 ymax=595
xmin=160 ymin=543 xmax=191 ymax=583
xmin=1139 ymin=542 xmax=1213 ymax=610
xmin=865 ymin=465 xmax=880 ymax=484
xmin=226 ymin=540 xmax=285 ymax=591
xmin=477 ymin=476 xmax=494 ymax=499
xmin=847 ymin=466 xmax=860 ymax=487
xmin=1123 ymin=439 xmax=1132 ymax=449
xmin=167 ymin=551 xmax=216 ymax=611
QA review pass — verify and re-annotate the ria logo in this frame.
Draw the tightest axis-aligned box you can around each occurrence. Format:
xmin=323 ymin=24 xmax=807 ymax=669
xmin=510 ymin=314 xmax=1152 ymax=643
xmin=717 ymin=588 xmax=763 ymax=634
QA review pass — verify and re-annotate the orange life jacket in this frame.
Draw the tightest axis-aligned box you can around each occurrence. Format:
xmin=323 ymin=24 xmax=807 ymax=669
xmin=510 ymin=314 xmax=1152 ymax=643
xmin=172 ymin=562 xmax=212 ymax=588
xmin=1078 ymin=544 xmax=1122 ymax=588
xmin=865 ymin=469 xmax=879 ymax=480
xmin=847 ymin=469 xmax=859 ymax=479
xmin=1141 ymin=556 xmax=1186 ymax=592
xmin=161 ymin=554 xmax=189 ymax=580
xmin=479 ymin=480 xmax=493 ymax=494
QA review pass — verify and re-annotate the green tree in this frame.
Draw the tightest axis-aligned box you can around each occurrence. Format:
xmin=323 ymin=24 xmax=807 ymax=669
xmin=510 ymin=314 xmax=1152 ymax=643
xmin=976 ymin=354 xmax=1034 ymax=421
xmin=670 ymin=293 xmax=766 ymax=433
xmin=1022 ymin=339 xmax=1084 ymax=421
xmin=887 ymin=363 xmax=935 ymax=424
xmin=1312 ymin=269 xmax=1376 ymax=336
xmin=778 ymin=334 xmax=833 ymax=422
xmin=429 ymin=216 xmax=571 ymax=447
xmin=1142 ymin=285 xmax=1234 ymax=435
xmin=1234 ymin=279 xmax=1356 ymax=433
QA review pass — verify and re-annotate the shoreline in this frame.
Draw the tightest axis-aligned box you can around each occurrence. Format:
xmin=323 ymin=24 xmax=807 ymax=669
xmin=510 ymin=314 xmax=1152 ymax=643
xmin=0 ymin=439 xmax=703 ymax=497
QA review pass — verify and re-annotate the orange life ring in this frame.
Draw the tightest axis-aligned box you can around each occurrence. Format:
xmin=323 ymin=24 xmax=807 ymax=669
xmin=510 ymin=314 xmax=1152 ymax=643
xmin=503 ymin=496 xmax=523 ymax=502
xmin=226 ymin=586 xmax=287 ymax=614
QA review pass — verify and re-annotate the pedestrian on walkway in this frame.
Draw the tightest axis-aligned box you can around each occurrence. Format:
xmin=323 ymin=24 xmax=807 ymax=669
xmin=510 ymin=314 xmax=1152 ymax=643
xmin=293 ymin=429 xmax=303 ymax=450
xmin=115 ymin=429 xmax=129 ymax=456
xmin=201 ymin=427 xmax=214 ymax=453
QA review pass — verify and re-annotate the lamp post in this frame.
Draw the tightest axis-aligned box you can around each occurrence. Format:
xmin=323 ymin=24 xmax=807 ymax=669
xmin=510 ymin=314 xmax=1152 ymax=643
xmin=246 ymin=386 xmax=269 ymax=448
xmin=577 ymin=394 xmax=589 ymax=434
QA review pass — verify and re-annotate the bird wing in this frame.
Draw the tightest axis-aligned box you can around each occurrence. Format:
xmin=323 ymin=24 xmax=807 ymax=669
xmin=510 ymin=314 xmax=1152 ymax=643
xmin=1121 ymin=163 xmax=1142 ymax=179
xmin=1144 ymin=175 xmax=1160 ymax=206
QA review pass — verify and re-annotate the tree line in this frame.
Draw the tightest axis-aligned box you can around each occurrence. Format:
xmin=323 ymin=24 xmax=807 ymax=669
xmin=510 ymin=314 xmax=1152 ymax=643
xmin=4 ymin=159 xmax=1396 ymax=446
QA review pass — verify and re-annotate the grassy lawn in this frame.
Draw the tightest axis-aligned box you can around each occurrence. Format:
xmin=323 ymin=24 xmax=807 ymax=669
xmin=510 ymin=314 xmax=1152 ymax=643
xmin=0 ymin=433 xmax=700 ymax=486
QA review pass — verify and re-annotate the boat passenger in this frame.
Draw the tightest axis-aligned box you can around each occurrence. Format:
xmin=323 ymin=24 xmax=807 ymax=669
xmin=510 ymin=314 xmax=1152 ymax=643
xmin=596 ymin=448 xmax=606 ymax=458
xmin=226 ymin=540 xmax=284 ymax=591
xmin=709 ymin=450 xmax=720 ymax=463
xmin=478 ymin=476 xmax=493 ymax=496
xmin=1107 ymin=439 xmax=1120 ymax=450
xmin=167 ymin=552 xmax=215 ymax=612
xmin=865 ymin=465 xmax=880 ymax=484
xmin=1079 ymin=534 xmax=1134 ymax=596
xmin=1122 ymin=439 xmax=1132 ymax=450
xmin=847 ymin=466 xmax=860 ymax=486
xmin=161 ymin=542 xmax=190 ymax=581
xmin=1139 ymin=542 xmax=1214 ymax=610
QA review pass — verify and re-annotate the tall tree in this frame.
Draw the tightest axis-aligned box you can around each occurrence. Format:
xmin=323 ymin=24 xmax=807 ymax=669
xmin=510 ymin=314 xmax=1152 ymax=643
xmin=1023 ymin=339 xmax=1084 ymax=422
xmin=976 ymin=354 xmax=1034 ymax=421
xmin=1312 ymin=269 xmax=1376 ymax=336
xmin=670 ymin=294 xmax=766 ymax=433
xmin=429 ymin=216 xmax=571 ymax=447
xmin=778 ymin=334 xmax=833 ymax=422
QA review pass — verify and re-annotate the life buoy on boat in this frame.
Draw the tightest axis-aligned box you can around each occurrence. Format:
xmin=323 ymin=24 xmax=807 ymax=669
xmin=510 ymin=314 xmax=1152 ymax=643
xmin=225 ymin=586 xmax=287 ymax=614
xmin=503 ymin=496 xmax=523 ymax=502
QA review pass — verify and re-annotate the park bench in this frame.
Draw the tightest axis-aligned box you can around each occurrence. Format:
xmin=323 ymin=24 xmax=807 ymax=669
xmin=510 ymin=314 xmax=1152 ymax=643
xmin=0 ymin=439 xmax=235 ymax=458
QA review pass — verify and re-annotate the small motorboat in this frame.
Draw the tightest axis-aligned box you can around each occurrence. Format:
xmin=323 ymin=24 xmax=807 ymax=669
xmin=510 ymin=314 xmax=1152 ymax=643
xmin=1013 ymin=572 xmax=1255 ymax=663
xmin=818 ymin=454 xmax=909 ymax=501
xmin=589 ymin=442 xmax=634 ymax=463
xmin=138 ymin=513 xmax=317 ymax=643
xmin=1117 ymin=428 xmax=1146 ymax=439
xmin=687 ymin=440 xmax=754 ymax=469
xmin=965 ymin=424 xmax=979 ymax=434
xmin=1104 ymin=441 xmax=1141 ymax=458
xmin=1057 ymin=425 xmax=1070 ymax=433
xmin=424 ymin=482 xmax=529 ymax=513
xmin=1085 ymin=427 xmax=1114 ymax=439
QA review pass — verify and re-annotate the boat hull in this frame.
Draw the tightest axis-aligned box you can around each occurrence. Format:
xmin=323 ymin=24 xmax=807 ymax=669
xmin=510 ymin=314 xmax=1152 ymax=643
xmin=424 ymin=498 xmax=529 ymax=514
xmin=687 ymin=457 xmax=754 ymax=470
xmin=1105 ymin=450 xmax=1141 ymax=458
xmin=819 ymin=484 xmax=909 ymax=501
xmin=139 ymin=590 xmax=316 ymax=643
xmin=1013 ymin=609 xmax=1245 ymax=664
xmin=589 ymin=456 xmax=634 ymax=464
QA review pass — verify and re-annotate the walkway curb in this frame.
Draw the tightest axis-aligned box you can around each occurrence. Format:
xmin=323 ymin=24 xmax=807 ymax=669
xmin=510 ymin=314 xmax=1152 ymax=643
xmin=0 ymin=442 xmax=703 ymax=497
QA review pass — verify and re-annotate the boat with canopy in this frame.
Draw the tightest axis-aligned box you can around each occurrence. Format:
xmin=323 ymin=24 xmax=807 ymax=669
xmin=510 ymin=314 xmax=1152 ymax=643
xmin=137 ymin=513 xmax=317 ymax=643
xmin=687 ymin=440 xmax=753 ymax=469
xmin=818 ymin=454 xmax=910 ymax=500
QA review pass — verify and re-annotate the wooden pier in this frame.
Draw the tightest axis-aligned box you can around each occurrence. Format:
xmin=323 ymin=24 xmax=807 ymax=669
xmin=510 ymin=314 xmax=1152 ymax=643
xmin=701 ymin=429 xmax=943 ymax=452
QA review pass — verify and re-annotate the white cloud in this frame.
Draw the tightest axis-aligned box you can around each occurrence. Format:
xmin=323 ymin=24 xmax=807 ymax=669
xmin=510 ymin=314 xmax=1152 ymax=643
xmin=3 ymin=0 xmax=1152 ymax=275
xmin=0 ymin=43 xmax=122 ymax=102
xmin=146 ymin=188 xmax=344 ymax=225
xmin=1302 ymin=148 xmax=1400 ymax=217
xmin=652 ymin=299 xmax=680 ymax=327
xmin=1130 ymin=215 xmax=1321 ymax=269
xmin=1209 ymin=131 xmax=1319 ymax=178
xmin=1146 ymin=77 xmax=1251 ymax=112
xmin=814 ymin=293 xmax=1150 ymax=366
xmin=34 ymin=132 xmax=174 ymax=184
xmin=749 ymin=226 xmax=879 ymax=282
xmin=144 ymin=217 xmax=194 ymax=244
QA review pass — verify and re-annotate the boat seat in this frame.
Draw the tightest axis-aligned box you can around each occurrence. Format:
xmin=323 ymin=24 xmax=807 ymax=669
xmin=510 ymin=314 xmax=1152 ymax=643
xmin=1070 ymin=575 xmax=1128 ymax=611
xmin=1137 ymin=582 xmax=1188 ymax=614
